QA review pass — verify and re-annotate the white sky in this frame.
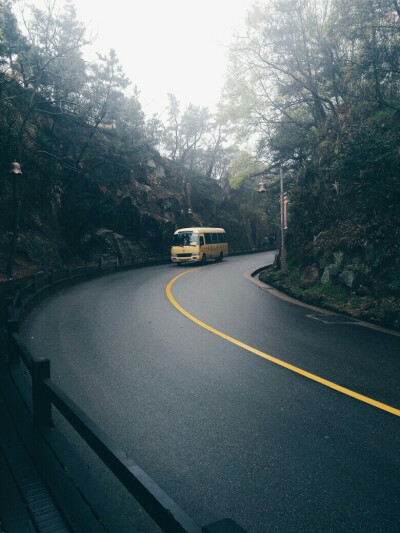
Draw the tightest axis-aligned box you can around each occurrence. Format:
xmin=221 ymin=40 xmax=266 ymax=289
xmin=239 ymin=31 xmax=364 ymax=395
xmin=16 ymin=0 xmax=256 ymax=119
xmin=76 ymin=0 xmax=255 ymax=119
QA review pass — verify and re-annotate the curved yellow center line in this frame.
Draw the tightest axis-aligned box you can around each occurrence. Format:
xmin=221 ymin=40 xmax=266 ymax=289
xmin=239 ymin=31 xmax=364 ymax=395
xmin=166 ymin=268 xmax=400 ymax=417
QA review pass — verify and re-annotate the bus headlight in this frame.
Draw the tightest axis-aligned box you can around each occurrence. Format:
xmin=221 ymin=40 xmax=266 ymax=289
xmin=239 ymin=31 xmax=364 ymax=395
xmin=191 ymin=253 xmax=199 ymax=258
xmin=171 ymin=254 xmax=177 ymax=258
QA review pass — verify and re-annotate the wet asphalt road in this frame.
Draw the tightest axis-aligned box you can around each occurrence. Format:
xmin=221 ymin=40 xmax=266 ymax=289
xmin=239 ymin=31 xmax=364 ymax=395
xmin=21 ymin=252 xmax=400 ymax=532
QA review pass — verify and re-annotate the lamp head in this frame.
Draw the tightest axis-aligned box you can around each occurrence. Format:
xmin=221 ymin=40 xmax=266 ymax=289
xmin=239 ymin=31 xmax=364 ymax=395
xmin=257 ymin=181 xmax=267 ymax=193
xmin=9 ymin=162 xmax=22 ymax=175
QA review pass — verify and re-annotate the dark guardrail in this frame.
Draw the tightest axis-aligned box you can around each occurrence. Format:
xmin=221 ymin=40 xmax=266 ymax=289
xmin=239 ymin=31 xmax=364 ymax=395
xmin=2 ymin=257 xmax=246 ymax=533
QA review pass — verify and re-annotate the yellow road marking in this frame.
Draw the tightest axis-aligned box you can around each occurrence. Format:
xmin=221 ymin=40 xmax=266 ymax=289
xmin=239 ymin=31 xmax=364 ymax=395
xmin=166 ymin=268 xmax=400 ymax=417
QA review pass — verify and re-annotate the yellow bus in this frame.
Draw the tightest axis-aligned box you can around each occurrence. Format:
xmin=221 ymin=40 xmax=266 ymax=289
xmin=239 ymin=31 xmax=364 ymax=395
xmin=171 ymin=227 xmax=228 ymax=265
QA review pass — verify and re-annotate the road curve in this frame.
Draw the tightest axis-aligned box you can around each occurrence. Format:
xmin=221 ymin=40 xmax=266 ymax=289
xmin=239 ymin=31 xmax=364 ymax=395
xmin=21 ymin=252 xmax=400 ymax=532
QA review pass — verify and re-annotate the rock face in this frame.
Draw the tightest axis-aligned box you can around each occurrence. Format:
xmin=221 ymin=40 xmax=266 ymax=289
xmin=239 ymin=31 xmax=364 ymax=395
xmin=321 ymin=251 xmax=344 ymax=284
xmin=0 ymin=151 xmax=271 ymax=277
xmin=64 ymin=155 xmax=271 ymax=265
xmin=319 ymin=251 xmax=377 ymax=290
xmin=62 ymin=157 xmax=196 ymax=263
xmin=81 ymin=229 xmax=136 ymax=263
xmin=319 ymin=249 xmax=383 ymax=292
xmin=299 ymin=265 xmax=319 ymax=288
xmin=294 ymin=247 xmax=392 ymax=298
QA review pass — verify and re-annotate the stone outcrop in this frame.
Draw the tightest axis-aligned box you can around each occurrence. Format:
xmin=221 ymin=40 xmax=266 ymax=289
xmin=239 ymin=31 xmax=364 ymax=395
xmin=81 ymin=229 xmax=137 ymax=263
xmin=300 ymin=265 xmax=320 ymax=288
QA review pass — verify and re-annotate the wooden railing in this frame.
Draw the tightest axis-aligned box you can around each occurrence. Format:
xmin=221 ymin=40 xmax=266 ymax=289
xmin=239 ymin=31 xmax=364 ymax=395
xmin=3 ymin=259 xmax=245 ymax=533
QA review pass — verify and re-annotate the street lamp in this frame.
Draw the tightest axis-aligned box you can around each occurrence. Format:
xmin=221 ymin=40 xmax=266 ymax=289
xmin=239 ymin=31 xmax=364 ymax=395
xmin=6 ymin=162 xmax=23 ymax=278
xmin=258 ymin=168 xmax=287 ymax=274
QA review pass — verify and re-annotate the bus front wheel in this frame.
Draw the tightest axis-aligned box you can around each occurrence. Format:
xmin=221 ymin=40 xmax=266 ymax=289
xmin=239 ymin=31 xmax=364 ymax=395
xmin=201 ymin=254 xmax=207 ymax=265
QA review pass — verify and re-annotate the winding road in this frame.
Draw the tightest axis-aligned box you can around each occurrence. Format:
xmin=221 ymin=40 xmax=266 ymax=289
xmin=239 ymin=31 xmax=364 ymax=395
xmin=21 ymin=252 xmax=400 ymax=532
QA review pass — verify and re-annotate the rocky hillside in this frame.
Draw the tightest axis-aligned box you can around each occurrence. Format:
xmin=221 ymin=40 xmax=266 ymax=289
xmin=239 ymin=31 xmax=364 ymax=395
xmin=260 ymin=224 xmax=400 ymax=331
xmin=0 ymin=146 xmax=271 ymax=279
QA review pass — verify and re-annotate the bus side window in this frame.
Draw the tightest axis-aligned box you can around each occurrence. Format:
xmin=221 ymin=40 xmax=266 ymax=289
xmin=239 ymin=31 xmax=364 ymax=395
xmin=205 ymin=233 xmax=212 ymax=245
xmin=200 ymin=236 xmax=204 ymax=246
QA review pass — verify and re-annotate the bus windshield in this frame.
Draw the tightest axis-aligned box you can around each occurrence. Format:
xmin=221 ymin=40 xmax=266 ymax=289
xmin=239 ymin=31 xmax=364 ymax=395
xmin=172 ymin=232 xmax=199 ymax=247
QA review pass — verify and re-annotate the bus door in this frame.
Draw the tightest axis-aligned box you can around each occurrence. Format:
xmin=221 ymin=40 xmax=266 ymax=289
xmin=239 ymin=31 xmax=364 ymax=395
xmin=204 ymin=232 xmax=212 ymax=256
xmin=199 ymin=234 xmax=205 ymax=259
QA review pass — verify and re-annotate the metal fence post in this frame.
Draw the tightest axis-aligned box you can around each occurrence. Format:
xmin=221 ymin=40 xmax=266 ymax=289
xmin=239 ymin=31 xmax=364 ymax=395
xmin=15 ymin=284 xmax=22 ymax=307
xmin=6 ymin=322 xmax=20 ymax=364
xmin=32 ymin=358 xmax=52 ymax=428
xmin=5 ymin=296 xmax=13 ymax=318
xmin=0 ymin=326 xmax=7 ymax=369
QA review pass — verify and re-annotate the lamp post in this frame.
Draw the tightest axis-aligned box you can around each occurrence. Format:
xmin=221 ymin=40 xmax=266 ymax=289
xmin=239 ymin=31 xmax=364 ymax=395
xmin=258 ymin=168 xmax=287 ymax=274
xmin=6 ymin=162 xmax=22 ymax=278
xmin=279 ymin=168 xmax=287 ymax=274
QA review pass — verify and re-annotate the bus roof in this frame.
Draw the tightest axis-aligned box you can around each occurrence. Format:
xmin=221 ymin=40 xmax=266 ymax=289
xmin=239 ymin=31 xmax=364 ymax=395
xmin=174 ymin=227 xmax=225 ymax=233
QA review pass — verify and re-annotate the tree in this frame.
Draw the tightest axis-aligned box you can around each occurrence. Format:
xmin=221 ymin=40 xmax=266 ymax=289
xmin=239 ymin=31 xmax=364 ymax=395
xmin=19 ymin=0 xmax=89 ymax=112
xmin=162 ymin=95 xmax=210 ymax=167
xmin=178 ymin=103 xmax=210 ymax=170
xmin=74 ymin=49 xmax=131 ymax=168
xmin=0 ymin=1 xmax=30 ymax=162
xmin=145 ymin=113 xmax=165 ymax=149
xmin=0 ymin=0 xmax=28 ymax=82
xmin=329 ymin=0 xmax=400 ymax=110
xmin=161 ymin=94 xmax=238 ymax=180
xmin=0 ymin=0 xmax=91 ymax=169
xmin=223 ymin=0 xmax=337 ymax=166
xmin=164 ymin=93 xmax=181 ymax=160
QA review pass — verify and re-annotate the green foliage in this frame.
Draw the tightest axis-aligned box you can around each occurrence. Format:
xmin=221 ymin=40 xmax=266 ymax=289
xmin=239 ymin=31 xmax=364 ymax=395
xmin=306 ymin=283 xmax=350 ymax=304
xmin=228 ymin=152 xmax=266 ymax=189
